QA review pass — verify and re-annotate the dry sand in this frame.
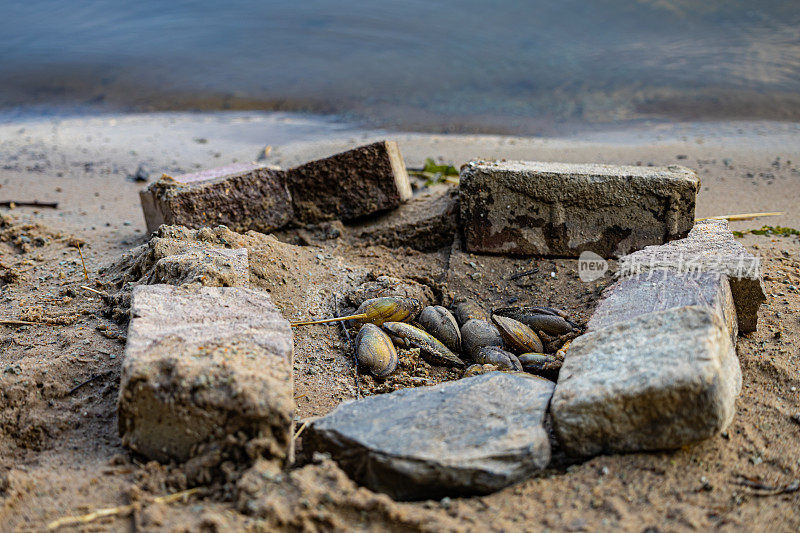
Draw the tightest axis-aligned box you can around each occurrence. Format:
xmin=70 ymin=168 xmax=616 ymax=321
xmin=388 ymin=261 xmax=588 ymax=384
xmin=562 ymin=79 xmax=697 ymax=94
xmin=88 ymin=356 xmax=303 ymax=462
xmin=0 ymin=112 xmax=798 ymax=531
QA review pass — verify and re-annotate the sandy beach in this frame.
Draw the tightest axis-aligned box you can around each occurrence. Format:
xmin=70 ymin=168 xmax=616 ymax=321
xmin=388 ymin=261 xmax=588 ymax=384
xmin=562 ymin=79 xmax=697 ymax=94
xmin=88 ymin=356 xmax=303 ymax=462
xmin=1 ymin=112 xmax=799 ymax=530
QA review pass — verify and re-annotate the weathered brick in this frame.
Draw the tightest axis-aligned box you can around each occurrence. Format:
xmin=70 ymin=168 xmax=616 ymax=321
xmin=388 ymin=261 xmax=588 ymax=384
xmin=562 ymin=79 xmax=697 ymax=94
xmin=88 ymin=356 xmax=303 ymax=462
xmin=459 ymin=160 xmax=699 ymax=257
xmin=287 ymin=141 xmax=412 ymax=223
xmin=118 ymin=285 xmax=293 ymax=474
xmin=140 ymin=163 xmax=292 ymax=234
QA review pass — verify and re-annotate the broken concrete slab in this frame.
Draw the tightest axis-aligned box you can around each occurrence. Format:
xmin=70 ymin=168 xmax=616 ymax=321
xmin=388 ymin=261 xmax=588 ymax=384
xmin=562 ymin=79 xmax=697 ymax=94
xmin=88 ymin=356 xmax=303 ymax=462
xmin=348 ymin=185 xmax=458 ymax=251
xmin=304 ymin=371 xmax=554 ymax=500
xmin=287 ymin=140 xmax=412 ymax=223
xmin=459 ymin=160 xmax=699 ymax=257
xmin=141 ymin=163 xmax=293 ymax=234
xmin=551 ymin=305 xmax=741 ymax=458
xmin=118 ymin=284 xmax=294 ymax=475
xmin=589 ymin=269 xmax=737 ymax=343
xmin=618 ymin=219 xmax=765 ymax=332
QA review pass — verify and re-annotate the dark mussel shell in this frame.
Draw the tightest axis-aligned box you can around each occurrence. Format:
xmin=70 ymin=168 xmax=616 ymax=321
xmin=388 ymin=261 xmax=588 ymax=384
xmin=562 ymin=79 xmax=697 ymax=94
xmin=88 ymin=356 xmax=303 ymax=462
xmin=418 ymin=305 xmax=461 ymax=353
xmin=492 ymin=307 xmax=574 ymax=336
xmin=452 ymin=297 xmax=490 ymax=327
xmin=491 ymin=314 xmax=544 ymax=354
xmin=460 ymin=319 xmax=504 ymax=359
xmin=474 ymin=346 xmax=523 ymax=371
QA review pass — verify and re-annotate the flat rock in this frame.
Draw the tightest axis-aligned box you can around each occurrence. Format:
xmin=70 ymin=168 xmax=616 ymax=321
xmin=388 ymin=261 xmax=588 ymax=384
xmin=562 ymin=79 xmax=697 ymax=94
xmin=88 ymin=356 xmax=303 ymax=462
xmin=287 ymin=140 xmax=412 ymax=223
xmin=348 ymin=185 xmax=458 ymax=251
xmin=140 ymin=163 xmax=292 ymax=234
xmin=551 ymin=305 xmax=741 ymax=458
xmin=618 ymin=219 xmax=765 ymax=332
xmin=589 ymin=269 xmax=737 ymax=343
xmin=118 ymin=285 xmax=294 ymax=476
xmin=459 ymin=160 xmax=699 ymax=257
xmin=305 ymin=372 xmax=554 ymax=500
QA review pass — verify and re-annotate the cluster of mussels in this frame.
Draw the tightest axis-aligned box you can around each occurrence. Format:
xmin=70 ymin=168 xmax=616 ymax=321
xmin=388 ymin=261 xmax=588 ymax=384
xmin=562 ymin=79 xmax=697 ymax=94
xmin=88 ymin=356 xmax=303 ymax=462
xmin=351 ymin=296 xmax=580 ymax=381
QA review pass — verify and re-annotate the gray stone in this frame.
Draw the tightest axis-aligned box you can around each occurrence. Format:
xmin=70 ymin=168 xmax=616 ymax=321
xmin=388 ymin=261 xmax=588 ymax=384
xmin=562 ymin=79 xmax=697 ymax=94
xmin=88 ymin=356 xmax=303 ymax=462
xmin=551 ymin=305 xmax=741 ymax=458
xmin=305 ymin=372 xmax=554 ymax=500
xmin=589 ymin=269 xmax=737 ymax=343
xmin=119 ymin=285 xmax=294 ymax=475
xmin=459 ymin=160 xmax=699 ymax=257
xmin=140 ymin=162 xmax=292 ymax=234
xmin=618 ymin=219 xmax=765 ymax=332
xmin=349 ymin=185 xmax=458 ymax=251
xmin=287 ymin=140 xmax=412 ymax=223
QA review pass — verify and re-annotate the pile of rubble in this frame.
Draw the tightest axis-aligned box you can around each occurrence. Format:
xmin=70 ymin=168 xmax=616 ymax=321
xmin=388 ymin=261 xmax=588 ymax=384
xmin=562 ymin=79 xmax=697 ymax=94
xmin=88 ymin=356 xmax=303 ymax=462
xmin=108 ymin=141 xmax=765 ymax=500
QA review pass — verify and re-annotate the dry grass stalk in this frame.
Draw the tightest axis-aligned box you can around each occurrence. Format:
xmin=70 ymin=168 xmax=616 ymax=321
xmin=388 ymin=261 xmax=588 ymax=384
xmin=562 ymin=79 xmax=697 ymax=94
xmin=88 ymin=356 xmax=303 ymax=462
xmin=46 ymin=487 xmax=201 ymax=530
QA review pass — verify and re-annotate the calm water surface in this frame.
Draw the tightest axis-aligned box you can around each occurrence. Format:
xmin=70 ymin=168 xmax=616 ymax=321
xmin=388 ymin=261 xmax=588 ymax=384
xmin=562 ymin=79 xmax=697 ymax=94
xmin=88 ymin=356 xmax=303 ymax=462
xmin=2 ymin=1 xmax=799 ymax=132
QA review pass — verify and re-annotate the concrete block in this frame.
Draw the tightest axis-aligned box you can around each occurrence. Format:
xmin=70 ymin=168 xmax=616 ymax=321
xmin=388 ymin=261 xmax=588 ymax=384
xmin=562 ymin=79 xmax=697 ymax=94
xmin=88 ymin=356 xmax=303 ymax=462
xmin=349 ymin=185 xmax=458 ymax=251
xmin=459 ymin=160 xmax=699 ymax=257
xmin=305 ymin=372 xmax=554 ymax=500
xmin=618 ymin=219 xmax=766 ymax=332
xmin=287 ymin=141 xmax=412 ymax=223
xmin=140 ymin=163 xmax=292 ymax=234
xmin=551 ymin=305 xmax=741 ymax=457
xmin=119 ymin=285 xmax=294 ymax=472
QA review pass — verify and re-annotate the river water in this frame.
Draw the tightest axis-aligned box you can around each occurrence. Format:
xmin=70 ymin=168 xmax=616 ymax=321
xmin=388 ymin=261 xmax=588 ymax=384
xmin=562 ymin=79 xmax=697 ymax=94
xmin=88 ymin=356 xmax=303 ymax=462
xmin=2 ymin=1 xmax=799 ymax=133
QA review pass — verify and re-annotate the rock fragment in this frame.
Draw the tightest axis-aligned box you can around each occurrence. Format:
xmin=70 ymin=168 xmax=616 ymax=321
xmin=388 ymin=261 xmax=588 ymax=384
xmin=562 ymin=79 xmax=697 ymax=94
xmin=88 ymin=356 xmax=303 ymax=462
xmin=287 ymin=140 xmax=412 ymax=223
xmin=349 ymin=185 xmax=458 ymax=251
xmin=551 ymin=305 xmax=741 ymax=458
xmin=305 ymin=372 xmax=554 ymax=500
xmin=118 ymin=285 xmax=294 ymax=477
xmin=618 ymin=219 xmax=765 ymax=332
xmin=459 ymin=160 xmax=699 ymax=257
xmin=140 ymin=162 xmax=292 ymax=234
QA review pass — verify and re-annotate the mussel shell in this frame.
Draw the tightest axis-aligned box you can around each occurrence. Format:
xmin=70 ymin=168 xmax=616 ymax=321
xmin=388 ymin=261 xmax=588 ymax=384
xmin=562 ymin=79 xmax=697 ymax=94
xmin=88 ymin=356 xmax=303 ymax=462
xmin=491 ymin=314 xmax=544 ymax=354
xmin=355 ymin=324 xmax=398 ymax=377
xmin=518 ymin=352 xmax=563 ymax=379
xmin=475 ymin=346 xmax=523 ymax=371
xmin=492 ymin=307 xmax=574 ymax=335
xmin=452 ymin=298 xmax=490 ymax=327
xmin=355 ymin=296 xmax=422 ymax=326
xmin=460 ymin=319 xmax=504 ymax=359
xmin=418 ymin=305 xmax=462 ymax=353
xmin=462 ymin=363 xmax=500 ymax=378
xmin=382 ymin=322 xmax=465 ymax=367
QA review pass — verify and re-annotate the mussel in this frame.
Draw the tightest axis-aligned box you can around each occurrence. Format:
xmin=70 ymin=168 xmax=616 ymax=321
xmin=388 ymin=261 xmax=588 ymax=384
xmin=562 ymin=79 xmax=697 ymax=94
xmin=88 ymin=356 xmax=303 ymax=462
xmin=418 ymin=305 xmax=461 ymax=353
xmin=474 ymin=346 xmax=523 ymax=371
xmin=460 ymin=319 xmax=504 ymax=359
xmin=355 ymin=296 xmax=422 ymax=326
xmin=492 ymin=306 xmax=574 ymax=336
xmin=355 ymin=323 xmax=398 ymax=377
xmin=463 ymin=363 xmax=500 ymax=378
xmin=518 ymin=352 xmax=562 ymax=379
xmin=382 ymin=322 xmax=464 ymax=367
xmin=491 ymin=314 xmax=543 ymax=354
xmin=452 ymin=297 xmax=490 ymax=327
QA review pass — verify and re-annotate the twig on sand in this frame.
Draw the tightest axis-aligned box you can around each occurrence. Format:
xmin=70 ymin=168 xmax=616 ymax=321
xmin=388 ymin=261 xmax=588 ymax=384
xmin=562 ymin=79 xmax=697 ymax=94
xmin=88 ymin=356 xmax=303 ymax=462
xmin=80 ymin=285 xmax=108 ymax=297
xmin=68 ymin=371 xmax=113 ymax=395
xmin=0 ymin=200 xmax=59 ymax=209
xmin=733 ymin=475 xmax=800 ymax=496
xmin=334 ymin=294 xmax=360 ymax=399
xmin=290 ymin=313 xmax=367 ymax=327
xmin=46 ymin=487 xmax=202 ymax=530
xmin=0 ymin=319 xmax=46 ymax=326
xmin=293 ymin=419 xmax=311 ymax=441
xmin=696 ymin=212 xmax=784 ymax=222
xmin=508 ymin=268 xmax=539 ymax=281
